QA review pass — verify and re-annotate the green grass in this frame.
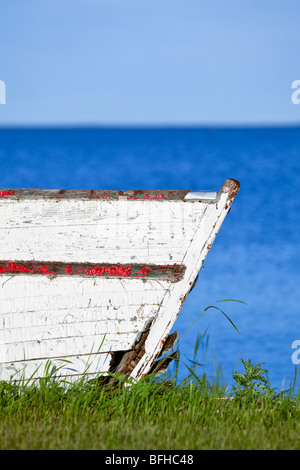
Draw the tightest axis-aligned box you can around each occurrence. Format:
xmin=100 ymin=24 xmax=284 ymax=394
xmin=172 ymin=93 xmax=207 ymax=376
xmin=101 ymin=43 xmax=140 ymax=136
xmin=0 ymin=358 xmax=300 ymax=450
xmin=0 ymin=300 xmax=298 ymax=450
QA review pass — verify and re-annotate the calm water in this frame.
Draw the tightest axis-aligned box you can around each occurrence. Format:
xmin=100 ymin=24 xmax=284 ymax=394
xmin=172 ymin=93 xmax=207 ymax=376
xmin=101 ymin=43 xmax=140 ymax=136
xmin=0 ymin=126 xmax=299 ymax=391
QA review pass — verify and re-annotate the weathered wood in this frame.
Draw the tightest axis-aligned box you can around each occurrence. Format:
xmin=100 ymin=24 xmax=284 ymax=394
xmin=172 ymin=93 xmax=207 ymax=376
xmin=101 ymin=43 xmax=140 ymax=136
xmin=0 ymin=260 xmax=185 ymax=282
xmin=0 ymin=189 xmax=190 ymax=201
xmin=127 ymin=179 xmax=240 ymax=380
xmin=0 ymin=179 xmax=240 ymax=382
xmin=0 ymin=352 xmax=113 ymax=382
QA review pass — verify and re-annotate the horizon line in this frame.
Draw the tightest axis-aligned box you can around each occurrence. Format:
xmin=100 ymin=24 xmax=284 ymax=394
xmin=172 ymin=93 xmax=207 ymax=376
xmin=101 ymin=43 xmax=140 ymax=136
xmin=0 ymin=122 xmax=299 ymax=129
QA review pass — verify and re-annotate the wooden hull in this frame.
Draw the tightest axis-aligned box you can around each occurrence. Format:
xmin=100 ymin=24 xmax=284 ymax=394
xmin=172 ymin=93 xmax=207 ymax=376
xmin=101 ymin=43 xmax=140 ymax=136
xmin=0 ymin=179 xmax=239 ymax=382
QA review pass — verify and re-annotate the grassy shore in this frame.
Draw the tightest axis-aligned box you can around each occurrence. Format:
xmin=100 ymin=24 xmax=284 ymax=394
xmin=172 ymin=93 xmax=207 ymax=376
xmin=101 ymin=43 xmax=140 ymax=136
xmin=0 ymin=357 xmax=300 ymax=450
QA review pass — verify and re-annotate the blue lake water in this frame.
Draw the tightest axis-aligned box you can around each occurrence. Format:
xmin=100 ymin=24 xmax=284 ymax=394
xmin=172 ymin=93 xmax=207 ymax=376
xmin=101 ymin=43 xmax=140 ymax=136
xmin=0 ymin=126 xmax=299 ymax=392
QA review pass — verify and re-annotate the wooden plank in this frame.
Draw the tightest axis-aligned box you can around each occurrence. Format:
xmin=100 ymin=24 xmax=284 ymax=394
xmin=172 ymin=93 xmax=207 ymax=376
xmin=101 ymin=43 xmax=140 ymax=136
xmin=0 ymin=179 xmax=240 ymax=382
xmin=0 ymin=277 xmax=170 ymax=315
xmin=0 ymin=260 xmax=185 ymax=282
xmin=0 ymin=199 xmax=206 ymax=264
xmin=0 ymin=331 xmax=140 ymax=364
xmin=1 ymin=305 xmax=157 ymax=329
xmin=128 ymin=180 xmax=241 ymax=380
xmin=0 ymin=316 xmax=154 ymax=346
xmin=0 ymin=352 xmax=113 ymax=382
xmin=0 ymin=189 xmax=189 ymax=200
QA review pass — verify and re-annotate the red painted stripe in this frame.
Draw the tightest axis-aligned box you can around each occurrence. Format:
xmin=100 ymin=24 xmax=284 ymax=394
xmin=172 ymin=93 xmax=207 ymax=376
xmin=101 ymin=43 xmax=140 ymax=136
xmin=0 ymin=261 xmax=186 ymax=281
xmin=0 ymin=190 xmax=15 ymax=197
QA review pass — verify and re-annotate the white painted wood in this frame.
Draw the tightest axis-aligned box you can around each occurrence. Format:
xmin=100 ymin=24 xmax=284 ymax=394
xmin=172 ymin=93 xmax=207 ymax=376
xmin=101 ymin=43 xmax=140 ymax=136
xmin=0 ymin=352 xmax=113 ymax=382
xmin=0 ymin=199 xmax=206 ymax=264
xmin=0 ymin=277 xmax=168 ymax=315
xmin=129 ymin=186 xmax=239 ymax=380
xmin=0 ymin=180 xmax=239 ymax=382
xmin=184 ymin=191 xmax=219 ymax=202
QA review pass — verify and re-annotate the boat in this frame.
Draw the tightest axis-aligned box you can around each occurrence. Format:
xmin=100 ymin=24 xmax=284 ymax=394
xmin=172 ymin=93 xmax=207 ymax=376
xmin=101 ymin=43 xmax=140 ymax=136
xmin=0 ymin=178 xmax=240 ymax=383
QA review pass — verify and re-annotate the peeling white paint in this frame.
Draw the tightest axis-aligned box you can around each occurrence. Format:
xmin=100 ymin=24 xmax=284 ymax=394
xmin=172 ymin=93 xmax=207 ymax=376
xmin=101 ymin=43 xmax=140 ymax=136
xmin=0 ymin=180 xmax=239 ymax=382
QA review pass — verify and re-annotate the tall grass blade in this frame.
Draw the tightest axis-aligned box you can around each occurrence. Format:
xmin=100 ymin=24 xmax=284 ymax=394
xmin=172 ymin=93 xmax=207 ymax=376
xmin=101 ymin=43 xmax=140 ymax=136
xmin=204 ymin=304 xmax=240 ymax=334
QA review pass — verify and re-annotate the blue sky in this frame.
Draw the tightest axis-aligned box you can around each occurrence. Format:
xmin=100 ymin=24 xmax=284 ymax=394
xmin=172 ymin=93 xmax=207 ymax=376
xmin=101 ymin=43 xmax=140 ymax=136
xmin=0 ymin=0 xmax=300 ymax=125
